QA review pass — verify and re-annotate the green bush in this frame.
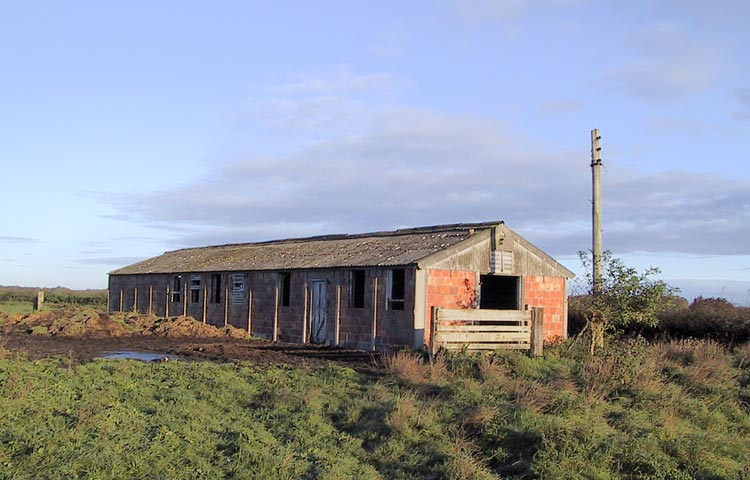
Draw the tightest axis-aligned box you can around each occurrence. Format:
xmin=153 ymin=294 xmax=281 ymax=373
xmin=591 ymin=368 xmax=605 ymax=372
xmin=659 ymin=297 xmax=750 ymax=344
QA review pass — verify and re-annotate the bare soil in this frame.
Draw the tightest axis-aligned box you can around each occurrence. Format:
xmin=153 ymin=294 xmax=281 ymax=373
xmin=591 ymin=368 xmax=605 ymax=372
xmin=0 ymin=307 xmax=383 ymax=373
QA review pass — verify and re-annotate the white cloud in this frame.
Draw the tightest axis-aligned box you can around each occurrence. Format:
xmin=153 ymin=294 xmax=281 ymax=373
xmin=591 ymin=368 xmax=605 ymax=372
xmin=603 ymin=27 xmax=722 ymax=101
xmin=243 ymin=69 xmax=401 ymax=137
xmin=98 ymin=68 xmax=750 ymax=261
xmin=105 ymin=107 xmax=749 ymax=258
xmin=265 ymin=70 xmax=397 ymax=96
xmin=0 ymin=235 xmax=39 ymax=244
xmin=647 ymin=117 xmax=707 ymax=134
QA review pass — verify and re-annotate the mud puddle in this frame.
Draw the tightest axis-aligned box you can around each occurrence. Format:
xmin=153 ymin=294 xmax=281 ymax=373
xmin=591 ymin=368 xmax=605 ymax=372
xmin=100 ymin=350 xmax=186 ymax=362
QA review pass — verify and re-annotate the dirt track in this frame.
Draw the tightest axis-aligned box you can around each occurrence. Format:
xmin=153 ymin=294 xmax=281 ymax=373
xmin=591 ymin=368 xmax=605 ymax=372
xmin=3 ymin=334 xmax=383 ymax=373
xmin=0 ymin=307 xmax=383 ymax=373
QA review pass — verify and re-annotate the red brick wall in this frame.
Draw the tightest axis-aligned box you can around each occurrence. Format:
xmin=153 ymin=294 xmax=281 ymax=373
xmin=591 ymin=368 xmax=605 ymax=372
xmin=524 ymin=276 xmax=566 ymax=339
xmin=425 ymin=269 xmax=477 ymax=344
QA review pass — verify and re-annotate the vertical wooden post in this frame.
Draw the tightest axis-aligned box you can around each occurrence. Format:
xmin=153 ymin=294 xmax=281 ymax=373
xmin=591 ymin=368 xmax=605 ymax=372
xmin=247 ymin=288 xmax=253 ymax=333
xmin=34 ymin=290 xmax=45 ymax=311
xmin=531 ymin=307 xmax=544 ymax=356
xmin=273 ymin=284 xmax=279 ymax=342
xmin=430 ymin=306 xmax=437 ymax=355
xmin=302 ymin=284 xmax=309 ymax=343
xmin=591 ymin=128 xmax=604 ymax=294
xmin=133 ymin=288 xmax=138 ymax=312
xmin=371 ymin=277 xmax=379 ymax=351
xmin=224 ymin=282 xmax=229 ymax=327
xmin=165 ymin=284 xmax=170 ymax=317
xmin=119 ymin=290 xmax=123 ymax=312
xmin=335 ymin=284 xmax=342 ymax=346
xmin=106 ymin=288 xmax=110 ymax=313
xmin=202 ymin=282 xmax=208 ymax=323
xmin=148 ymin=285 xmax=153 ymax=315
xmin=182 ymin=278 xmax=187 ymax=317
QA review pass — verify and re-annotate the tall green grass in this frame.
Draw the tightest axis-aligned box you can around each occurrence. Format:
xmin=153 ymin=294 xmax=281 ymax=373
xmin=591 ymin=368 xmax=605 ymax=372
xmin=1 ymin=339 xmax=749 ymax=479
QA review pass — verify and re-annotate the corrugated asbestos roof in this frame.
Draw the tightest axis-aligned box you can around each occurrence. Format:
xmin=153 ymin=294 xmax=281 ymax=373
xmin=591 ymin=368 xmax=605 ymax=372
xmin=110 ymin=221 xmax=502 ymax=275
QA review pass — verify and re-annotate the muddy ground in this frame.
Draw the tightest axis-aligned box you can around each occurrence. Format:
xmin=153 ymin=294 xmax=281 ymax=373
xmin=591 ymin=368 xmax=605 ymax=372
xmin=0 ymin=307 xmax=383 ymax=374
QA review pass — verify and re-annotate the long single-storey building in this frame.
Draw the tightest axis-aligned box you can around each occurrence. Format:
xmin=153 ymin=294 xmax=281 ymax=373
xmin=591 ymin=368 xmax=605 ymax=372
xmin=108 ymin=221 xmax=574 ymax=351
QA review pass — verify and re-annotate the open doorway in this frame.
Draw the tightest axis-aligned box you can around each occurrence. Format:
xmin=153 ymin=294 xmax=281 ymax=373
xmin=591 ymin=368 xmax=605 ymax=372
xmin=479 ymin=275 xmax=519 ymax=309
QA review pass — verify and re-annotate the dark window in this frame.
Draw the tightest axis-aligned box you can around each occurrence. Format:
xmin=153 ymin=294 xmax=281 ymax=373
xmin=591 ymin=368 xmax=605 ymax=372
xmin=171 ymin=275 xmax=182 ymax=303
xmin=279 ymin=272 xmax=291 ymax=307
xmin=210 ymin=274 xmax=222 ymax=304
xmin=388 ymin=269 xmax=405 ymax=311
xmin=479 ymin=275 xmax=519 ymax=309
xmin=350 ymin=270 xmax=365 ymax=308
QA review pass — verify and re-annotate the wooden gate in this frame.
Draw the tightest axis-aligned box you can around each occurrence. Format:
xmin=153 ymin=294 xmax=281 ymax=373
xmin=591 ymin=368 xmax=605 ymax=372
xmin=431 ymin=308 xmax=544 ymax=355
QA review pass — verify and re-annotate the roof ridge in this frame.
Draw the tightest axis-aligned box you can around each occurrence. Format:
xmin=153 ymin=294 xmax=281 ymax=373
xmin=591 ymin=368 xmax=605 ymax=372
xmin=163 ymin=220 xmax=503 ymax=254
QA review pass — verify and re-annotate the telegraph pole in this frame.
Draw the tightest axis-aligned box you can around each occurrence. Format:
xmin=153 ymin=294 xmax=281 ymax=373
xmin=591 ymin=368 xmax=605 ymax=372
xmin=591 ymin=129 xmax=603 ymax=294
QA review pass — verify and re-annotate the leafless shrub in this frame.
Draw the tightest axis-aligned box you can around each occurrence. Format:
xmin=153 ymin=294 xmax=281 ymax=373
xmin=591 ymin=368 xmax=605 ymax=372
xmin=734 ymin=343 xmax=750 ymax=370
xmin=462 ymin=403 xmax=501 ymax=428
xmin=685 ymin=340 xmax=734 ymax=391
xmin=579 ymin=355 xmax=620 ymax=403
xmin=652 ymin=339 xmax=735 ymax=395
xmin=446 ymin=429 xmax=494 ymax=480
xmin=429 ymin=352 xmax=452 ymax=383
xmin=382 ymin=350 xmax=426 ymax=385
xmin=387 ymin=392 xmax=428 ymax=433
xmin=630 ymin=354 xmax=665 ymax=399
xmin=478 ymin=355 xmax=511 ymax=388
xmin=514 ymin=380 xmax=556 ymax=414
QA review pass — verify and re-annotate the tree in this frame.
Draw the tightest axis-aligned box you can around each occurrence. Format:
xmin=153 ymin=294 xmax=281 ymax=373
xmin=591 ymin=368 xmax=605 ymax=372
xmin=577 ymin=251 xmax=676 ymax=354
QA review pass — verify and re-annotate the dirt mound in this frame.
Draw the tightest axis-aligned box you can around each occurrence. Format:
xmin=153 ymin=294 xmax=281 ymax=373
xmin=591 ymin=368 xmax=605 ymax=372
xmin=152 ymin=316 xmax=225 ymax=338
xmin=7 ymin=307 xmax=250 ymax=339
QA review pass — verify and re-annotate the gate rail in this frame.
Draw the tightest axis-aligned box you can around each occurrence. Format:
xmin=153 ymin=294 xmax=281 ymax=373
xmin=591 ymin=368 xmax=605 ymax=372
xmin=431 ymin=307 xmax=544 ymax=355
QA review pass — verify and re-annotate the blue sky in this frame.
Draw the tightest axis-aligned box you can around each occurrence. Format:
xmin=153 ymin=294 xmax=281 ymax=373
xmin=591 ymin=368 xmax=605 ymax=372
xmin=1 ymin=0 xmax=748 ymax=303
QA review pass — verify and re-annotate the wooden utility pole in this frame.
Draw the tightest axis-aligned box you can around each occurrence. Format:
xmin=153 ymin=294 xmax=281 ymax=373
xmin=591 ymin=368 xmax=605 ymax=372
xmin=591 ymin=128 xmax=603 ymax=293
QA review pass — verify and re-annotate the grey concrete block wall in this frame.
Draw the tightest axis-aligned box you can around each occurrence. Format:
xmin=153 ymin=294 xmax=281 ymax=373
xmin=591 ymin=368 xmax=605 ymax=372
xmin=109 ymin=266 xmax=418 ymax=351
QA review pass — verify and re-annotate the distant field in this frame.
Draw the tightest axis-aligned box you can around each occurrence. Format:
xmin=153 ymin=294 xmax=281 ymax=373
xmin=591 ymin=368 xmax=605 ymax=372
xmin=0 ymin=300 xmax=36 ymax=316
xmin=1 ymin=339 xmax=749 ymax=479
xmin=0 ymin=286 xmax=107 ymax=311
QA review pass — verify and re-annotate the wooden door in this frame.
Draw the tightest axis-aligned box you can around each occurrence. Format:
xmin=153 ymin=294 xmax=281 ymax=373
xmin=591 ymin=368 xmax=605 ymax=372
xmin=311 ymin=280 xmax=327 ymax=344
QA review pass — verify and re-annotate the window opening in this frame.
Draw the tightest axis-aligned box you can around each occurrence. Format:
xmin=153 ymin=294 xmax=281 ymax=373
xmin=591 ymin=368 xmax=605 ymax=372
xmin=210 ymin=274 xmax=222 ymax=304
xmin=350 ymin=270 xmax=365 ymax=308
xmin=479 ymin=275 xmax=519 ymax=309
xmin=171 ymin=275 xmax=182 ymax=303
xmin=279 ymin=272 xmax=291 ymax=306
xmin=387 ymin=269 xmax=405 ymax=311
xmin=189 ymin=275 xmax=201 ymax=303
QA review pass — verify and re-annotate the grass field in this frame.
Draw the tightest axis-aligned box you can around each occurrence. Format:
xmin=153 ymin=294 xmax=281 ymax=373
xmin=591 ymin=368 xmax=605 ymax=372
xmin=0 ymin=301 xmax=37 ymax=317
xmin=1 ymin=339 xmax=749 ymax=479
